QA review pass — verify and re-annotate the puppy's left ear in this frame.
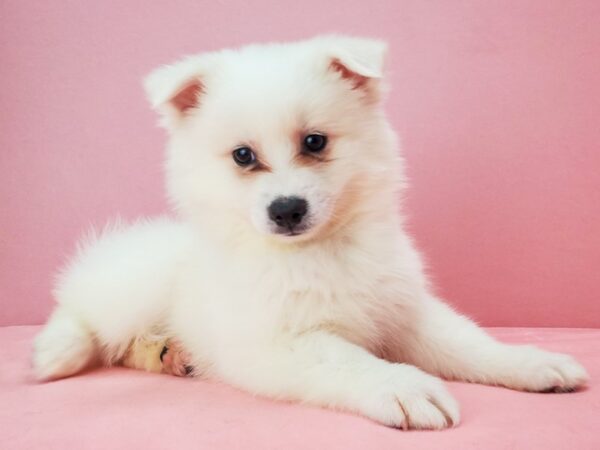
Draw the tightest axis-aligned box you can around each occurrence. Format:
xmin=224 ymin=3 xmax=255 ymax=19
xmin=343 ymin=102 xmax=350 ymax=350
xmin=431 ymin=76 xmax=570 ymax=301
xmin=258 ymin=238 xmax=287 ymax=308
xmin=323 ymin=36 xmax=388 ymax=99
xmin=143 ymin=55 xmax=210 ymax=129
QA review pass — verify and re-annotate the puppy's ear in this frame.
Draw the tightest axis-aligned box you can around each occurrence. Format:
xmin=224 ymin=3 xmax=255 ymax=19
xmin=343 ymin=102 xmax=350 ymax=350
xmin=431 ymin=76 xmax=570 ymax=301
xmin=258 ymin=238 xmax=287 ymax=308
xmin=143 ymin=55 xmax=208 ymax=129
xmin=322 ymin=36 xmax=388 ymax=99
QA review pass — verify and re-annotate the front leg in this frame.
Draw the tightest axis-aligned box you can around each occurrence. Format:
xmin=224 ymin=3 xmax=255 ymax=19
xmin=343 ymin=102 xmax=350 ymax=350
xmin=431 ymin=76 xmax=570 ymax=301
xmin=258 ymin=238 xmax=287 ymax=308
xmin=401 ymin=297 xmax=589 ymax=392
xmin=213 ymin=331 xmax=459 ymax=430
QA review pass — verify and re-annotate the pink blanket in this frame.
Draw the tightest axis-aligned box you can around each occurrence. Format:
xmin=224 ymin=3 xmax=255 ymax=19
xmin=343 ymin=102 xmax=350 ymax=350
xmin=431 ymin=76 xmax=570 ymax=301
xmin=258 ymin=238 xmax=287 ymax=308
xmin=1 ymin=326 xmax=598 ymax=449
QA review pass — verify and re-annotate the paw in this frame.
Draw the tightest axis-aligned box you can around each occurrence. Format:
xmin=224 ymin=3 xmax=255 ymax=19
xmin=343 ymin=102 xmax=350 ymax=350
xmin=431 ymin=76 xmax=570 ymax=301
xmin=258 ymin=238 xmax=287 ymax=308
xmin=160 ymin=340 xmax=194 ymax=377
xmin=504 ymin=347 xmax=589 ymax=392
xmin=361 ymin=365 xmax=460 ymax=430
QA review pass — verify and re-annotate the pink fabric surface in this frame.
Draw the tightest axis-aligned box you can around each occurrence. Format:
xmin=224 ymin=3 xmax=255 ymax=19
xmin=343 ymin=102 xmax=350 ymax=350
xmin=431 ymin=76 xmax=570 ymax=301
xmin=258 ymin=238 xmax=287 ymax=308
xmin=1 ymin=326 xmax=598 ymax=449
xmin=2 ymin=1 xmax=600 ymax=328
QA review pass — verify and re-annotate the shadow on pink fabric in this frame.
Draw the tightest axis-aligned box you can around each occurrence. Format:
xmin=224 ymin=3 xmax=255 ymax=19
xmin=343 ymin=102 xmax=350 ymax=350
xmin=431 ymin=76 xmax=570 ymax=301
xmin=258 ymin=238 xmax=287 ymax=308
xmin=1 ymin=327 xmax=598 ymax=449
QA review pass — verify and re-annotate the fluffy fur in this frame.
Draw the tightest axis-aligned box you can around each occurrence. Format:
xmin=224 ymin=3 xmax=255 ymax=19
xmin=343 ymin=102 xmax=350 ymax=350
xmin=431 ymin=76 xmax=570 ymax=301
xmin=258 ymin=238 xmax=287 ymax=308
xmin=32 ymin=35 xmax=588 ymax=430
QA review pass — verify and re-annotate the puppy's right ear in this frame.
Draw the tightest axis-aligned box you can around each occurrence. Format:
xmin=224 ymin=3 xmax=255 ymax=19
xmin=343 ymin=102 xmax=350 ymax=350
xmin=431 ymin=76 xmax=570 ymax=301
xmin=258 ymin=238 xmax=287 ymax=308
xmin=143 ymin=56 xmax=208 ymax=129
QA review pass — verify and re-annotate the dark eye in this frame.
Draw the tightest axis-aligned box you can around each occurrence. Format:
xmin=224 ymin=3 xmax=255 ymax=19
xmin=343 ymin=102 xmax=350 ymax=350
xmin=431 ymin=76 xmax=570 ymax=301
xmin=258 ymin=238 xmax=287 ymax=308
xmin=303 ymin=134 xmax=327 ymax=153
xmin=232 ymin=147 xmax=256 ymax=167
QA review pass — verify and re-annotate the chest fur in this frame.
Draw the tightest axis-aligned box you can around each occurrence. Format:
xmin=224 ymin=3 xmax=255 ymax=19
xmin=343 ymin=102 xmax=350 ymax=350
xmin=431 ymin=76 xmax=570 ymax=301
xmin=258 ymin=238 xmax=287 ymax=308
xmin=184 ymin=236 xmax=414 ymax=346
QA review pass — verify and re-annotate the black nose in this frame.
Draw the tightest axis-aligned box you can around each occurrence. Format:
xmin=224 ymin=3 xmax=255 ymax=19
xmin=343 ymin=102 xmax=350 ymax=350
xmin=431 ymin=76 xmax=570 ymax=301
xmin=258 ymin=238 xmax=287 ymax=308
xmin=267 ymin=196 xmax=308 ymax=229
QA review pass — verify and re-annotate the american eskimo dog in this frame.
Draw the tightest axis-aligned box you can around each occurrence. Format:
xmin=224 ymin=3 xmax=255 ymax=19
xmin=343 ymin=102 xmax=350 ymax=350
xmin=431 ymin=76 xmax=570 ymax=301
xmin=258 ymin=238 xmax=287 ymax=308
xmin=32 ymin=36 xmax=588 ymax=429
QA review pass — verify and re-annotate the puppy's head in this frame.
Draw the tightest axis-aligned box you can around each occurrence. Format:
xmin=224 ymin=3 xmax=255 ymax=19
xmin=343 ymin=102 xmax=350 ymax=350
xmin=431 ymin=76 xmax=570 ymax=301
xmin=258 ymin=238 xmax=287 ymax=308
xmin=145 ymin=36 xmax=398 ymax=242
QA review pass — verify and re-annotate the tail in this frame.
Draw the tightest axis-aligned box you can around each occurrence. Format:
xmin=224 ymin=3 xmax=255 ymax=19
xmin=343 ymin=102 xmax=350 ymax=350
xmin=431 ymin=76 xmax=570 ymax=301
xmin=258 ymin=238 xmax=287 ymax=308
xmin=32 ymin=307 xmax=96 ymax=380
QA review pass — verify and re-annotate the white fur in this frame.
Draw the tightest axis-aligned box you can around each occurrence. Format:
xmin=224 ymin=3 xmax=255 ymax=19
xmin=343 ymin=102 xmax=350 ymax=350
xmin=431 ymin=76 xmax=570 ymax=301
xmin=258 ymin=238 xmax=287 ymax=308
xmin=33 ymin=35 xmax=588 ymax=429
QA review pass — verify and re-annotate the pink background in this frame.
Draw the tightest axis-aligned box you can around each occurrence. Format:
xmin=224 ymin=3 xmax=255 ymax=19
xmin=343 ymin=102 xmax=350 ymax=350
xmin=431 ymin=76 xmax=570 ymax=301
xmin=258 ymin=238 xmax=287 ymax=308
xmin=1 ymin=1 xmax=599 ymax=327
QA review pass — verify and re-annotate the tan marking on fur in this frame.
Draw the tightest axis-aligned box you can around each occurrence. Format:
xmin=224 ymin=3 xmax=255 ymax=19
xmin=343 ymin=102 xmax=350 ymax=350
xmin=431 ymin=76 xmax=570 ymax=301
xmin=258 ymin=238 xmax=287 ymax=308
xmin=315 ymin=173 xmax=369 ymax=240
xmin=242 ymin=161 xmax=272 ymax=174
xmin=120 ymin=337 xmax=166 ymax=373
xmin=293 ymin=152 xmax=334 ymax=167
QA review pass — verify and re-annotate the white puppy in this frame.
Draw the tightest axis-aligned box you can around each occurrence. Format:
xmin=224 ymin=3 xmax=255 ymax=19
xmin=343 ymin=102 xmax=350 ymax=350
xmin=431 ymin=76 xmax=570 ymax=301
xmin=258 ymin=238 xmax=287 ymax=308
xmin=32 ymin=36 xmax=588 ymax=430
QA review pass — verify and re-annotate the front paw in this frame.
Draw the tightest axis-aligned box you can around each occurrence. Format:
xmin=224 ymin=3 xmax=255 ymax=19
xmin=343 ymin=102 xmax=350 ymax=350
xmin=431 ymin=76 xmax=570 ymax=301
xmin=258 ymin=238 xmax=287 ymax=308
xmin=360 ymin=365 xmax=460 ymax=430
xmin=503 ymin=347 xmax=589 ymax=392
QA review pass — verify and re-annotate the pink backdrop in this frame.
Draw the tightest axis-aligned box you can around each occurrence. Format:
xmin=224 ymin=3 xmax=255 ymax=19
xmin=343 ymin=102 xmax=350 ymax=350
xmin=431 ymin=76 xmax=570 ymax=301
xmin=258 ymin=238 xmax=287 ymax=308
xmin=1 ymin=1 xmax=599 ymax=327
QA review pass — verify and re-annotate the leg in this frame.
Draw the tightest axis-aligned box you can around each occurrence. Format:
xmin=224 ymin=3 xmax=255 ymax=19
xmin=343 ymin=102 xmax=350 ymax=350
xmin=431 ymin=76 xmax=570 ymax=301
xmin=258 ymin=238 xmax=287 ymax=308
xmin=120 ymin=335 xmax=165 ymax=374
xmin=401 ymin=297 xmax=589 ymax=392
xmin=32 ymin=219 xmax=192 ymax=380
xmin=212 ymin=331 xmax=459 ymax=430
xmin=121 ymin=337 xmax=194 ymax=377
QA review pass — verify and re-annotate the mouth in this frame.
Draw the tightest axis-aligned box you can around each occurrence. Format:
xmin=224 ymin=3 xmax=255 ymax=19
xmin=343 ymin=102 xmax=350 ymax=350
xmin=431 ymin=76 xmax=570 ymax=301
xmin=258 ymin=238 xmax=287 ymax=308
xmin=273 ymin=224 xmax=310 ymax=238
